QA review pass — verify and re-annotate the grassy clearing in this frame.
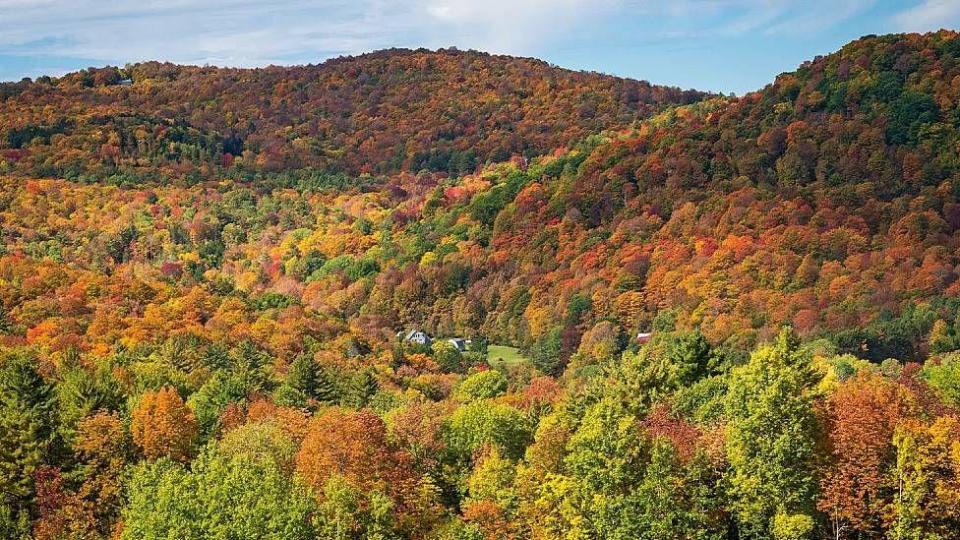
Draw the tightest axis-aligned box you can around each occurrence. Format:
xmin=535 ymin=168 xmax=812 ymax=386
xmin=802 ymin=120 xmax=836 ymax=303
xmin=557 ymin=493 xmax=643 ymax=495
xmin=486 ymin=345 xmax=530 ymax=369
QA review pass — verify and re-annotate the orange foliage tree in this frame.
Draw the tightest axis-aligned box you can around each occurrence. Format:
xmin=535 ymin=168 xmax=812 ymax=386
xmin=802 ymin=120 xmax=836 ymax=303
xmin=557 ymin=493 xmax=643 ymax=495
xmin=295 ymin=407 xmax=435 ymax=532
xmin=817 ymin=373 xmax=912 ymax=538
xmin=130 ymin=387 xmax=198 ymax=462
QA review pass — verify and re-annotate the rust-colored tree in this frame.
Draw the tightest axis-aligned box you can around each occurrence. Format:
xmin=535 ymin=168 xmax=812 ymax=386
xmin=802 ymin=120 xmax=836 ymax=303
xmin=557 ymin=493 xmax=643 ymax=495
xmin=130 ymin=387 xmax=198 ymax=462
xmin=32 ymin=466 xmax=99 ymax=540
xmin=296 ymin=407 xmax=436 ymax=534
xmin=817 ymin=373 xmax=911 ymax=539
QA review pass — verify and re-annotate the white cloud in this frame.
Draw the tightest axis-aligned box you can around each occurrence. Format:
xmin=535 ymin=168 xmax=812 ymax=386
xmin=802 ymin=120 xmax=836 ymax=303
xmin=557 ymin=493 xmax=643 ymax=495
xmin=0 ymin=0 xmax=621 ymax=68
xmin=670 ymin=0 xmax=876 ymax=36
xmin=893 ymin=0 xmax=960 ymax=31
xmin=0 ymin=0 xmax=907 ymax=80
xmin=421 ymin=0 xmax=617 ymax=52
xmin=0 ymin=1 xmax=410 ymax=66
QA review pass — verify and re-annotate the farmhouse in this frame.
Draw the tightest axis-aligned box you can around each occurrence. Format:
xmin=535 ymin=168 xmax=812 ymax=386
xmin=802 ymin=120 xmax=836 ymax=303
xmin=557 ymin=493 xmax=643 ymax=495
xmin=399 ymin=329 xmax=432 ymax=346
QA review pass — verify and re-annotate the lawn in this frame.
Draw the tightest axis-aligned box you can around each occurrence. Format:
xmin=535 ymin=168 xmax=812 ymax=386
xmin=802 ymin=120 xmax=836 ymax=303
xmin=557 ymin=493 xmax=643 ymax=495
xmin=486 ymin=345 xmax=530 ymax=369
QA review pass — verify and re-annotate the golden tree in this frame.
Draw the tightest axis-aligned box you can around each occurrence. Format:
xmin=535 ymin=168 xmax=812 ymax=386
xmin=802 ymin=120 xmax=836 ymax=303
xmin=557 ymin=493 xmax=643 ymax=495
xmin=130 ymin=387 xmax=198 ymax=462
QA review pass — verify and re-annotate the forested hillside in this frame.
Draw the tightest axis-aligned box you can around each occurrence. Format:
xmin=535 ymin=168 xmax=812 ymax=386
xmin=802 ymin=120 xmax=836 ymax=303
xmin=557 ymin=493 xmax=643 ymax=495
xmin=2 ymin=31 xmax=960 ymax=540
xmin=0 ymin=48 xmax=704 ymax=180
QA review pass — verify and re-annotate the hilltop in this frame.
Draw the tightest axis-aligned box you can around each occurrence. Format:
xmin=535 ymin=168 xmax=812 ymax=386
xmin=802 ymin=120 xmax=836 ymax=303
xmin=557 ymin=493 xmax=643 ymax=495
xmin=0 ymin=48 xmax=707 ymax=181
xmin=3 ymin=31 xmax=960 ymax=356
xmin=1 ymin=31 xmax=960 ymax=540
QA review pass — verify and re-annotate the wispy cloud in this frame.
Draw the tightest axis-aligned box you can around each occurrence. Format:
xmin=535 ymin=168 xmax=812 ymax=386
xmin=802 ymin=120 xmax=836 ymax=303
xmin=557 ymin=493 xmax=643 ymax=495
xmin=661 ymin=0 xmax=877 ymax=37
xmin=0 ymin=0 xmax=952 ymax=90
xmin=0 ymin=0 xmax=885 ymax=67
xmin=893 ymin=0 xmax=960 ymax=31
xmin=0 ymin=1 xmax=415 ymax=66
xmin=0 ymin=0 xmax=617 ymax=68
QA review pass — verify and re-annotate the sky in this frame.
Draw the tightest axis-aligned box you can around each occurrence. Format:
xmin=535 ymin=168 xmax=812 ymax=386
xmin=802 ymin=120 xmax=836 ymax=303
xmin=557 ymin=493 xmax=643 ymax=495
xmin=0 ymin=0 xmax=958 ymax=94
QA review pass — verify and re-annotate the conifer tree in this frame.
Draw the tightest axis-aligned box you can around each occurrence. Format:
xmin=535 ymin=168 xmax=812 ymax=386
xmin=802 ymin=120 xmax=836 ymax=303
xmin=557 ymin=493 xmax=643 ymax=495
xmin=286 ymin=354 xmax=318 ymax=397
xmin=0 ymin=350 xmax=59 ymax=513
xmin=314 ymin=368 xmax=340 ymax=404
xmin=344 ymin=369 xmax=378 ymax=408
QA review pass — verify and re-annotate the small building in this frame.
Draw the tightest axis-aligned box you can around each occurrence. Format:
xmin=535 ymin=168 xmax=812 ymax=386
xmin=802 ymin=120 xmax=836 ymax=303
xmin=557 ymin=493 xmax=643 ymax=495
xmin=447 ymin=338 xmax=472 ymax=352
xmin=636 ymin=332 xmax=653 ymax=345
xmin=399 ymin=329 xmax=432 ymax=346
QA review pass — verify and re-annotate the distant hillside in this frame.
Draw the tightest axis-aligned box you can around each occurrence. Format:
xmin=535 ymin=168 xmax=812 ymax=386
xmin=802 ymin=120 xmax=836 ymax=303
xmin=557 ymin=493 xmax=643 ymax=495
xmin=4 ymin=30 xmax=960 ymax=540
xmin=3 ymin=31 xmax=960 ymax=361
xmin=0 ymin=48 xmax=707 ymax=181
xmin=447 ymin=29 xmax=960 ymax=359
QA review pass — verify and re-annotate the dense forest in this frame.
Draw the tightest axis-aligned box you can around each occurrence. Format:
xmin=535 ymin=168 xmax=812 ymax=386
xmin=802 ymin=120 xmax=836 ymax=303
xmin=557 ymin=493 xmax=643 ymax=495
xmin=1 ymin=30 xmax=960 ymax=540
xmin=0 ymin=48 xmax=705 ymax=180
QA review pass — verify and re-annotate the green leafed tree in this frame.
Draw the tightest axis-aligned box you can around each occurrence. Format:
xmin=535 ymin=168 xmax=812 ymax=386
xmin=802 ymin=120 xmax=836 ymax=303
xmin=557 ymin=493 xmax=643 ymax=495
xmin=455 ymin=370 xmax=508 ymax=402
xmin=122 ymin=427 xmax=315 ymax=540
xmin=634 ymin=439 xmax=727 ymax=540
xmin=921 ymin=352 xmax=960 ymax=407
xmin=447 ymin=401 xmax=531 ymax=461
xmin=724 ymin=328 xmax=819 ymax=539
xmin=563 ymin=397 xmax=647 ymax=539
xmin=432 ymin=341 xmax=466 ymax=374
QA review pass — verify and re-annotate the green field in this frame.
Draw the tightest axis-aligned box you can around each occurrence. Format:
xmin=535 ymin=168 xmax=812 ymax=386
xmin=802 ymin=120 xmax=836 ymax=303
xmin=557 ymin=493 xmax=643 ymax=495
xmin=486 ymin=345 xmax=530 ymax=369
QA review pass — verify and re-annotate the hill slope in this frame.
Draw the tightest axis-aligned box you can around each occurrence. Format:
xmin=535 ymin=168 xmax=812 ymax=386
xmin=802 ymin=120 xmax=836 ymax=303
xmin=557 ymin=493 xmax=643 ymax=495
xmin=0 ymin=48 xmax=706 ymax=180
xmin=450 ymin=29 xmax=960 ymax=360
xmin=3 ymin=32 xmax=960 ymax=359
xmin=3 ymin=30 xmax=960 ymax=540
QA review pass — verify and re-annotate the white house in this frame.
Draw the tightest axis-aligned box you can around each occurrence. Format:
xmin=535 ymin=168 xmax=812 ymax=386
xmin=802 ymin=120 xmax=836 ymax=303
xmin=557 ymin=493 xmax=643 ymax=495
xmin=399 ymin=329 xmax=432 ymax=346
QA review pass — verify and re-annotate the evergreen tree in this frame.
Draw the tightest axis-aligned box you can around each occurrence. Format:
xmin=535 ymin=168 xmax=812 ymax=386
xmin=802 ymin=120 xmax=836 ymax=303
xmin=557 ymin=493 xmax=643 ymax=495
xmin=287 ymin=354 xmax=318 ymax=397
xmin=344 ymin=369 xmax=378 ymax=408
xmin=188 ymin=372 xmax=248 ymax=438
xmin=530 ymin=327 xmax=564 ymax=376
xmin=664 ymin=329 xmax=714 ymax=383
xmin=230 ymin=341 xmax=270 ymax=392
xmin=0 ymin=500 xmax=30 ymax=540
xmin=314 ymin=368 xmax=340 ymax=404
xmin=272 ymin=384 xmax=308 ymax=409
xmin=56 ymin=362 xmax=123 ymax=440
xmin=0 ymin=350 xmax=59 ymax=512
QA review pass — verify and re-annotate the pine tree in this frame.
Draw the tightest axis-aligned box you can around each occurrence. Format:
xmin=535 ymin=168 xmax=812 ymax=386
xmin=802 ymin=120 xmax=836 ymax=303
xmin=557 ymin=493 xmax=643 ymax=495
xmin=0 ymin=500 xmax=30 ymax=540
xmin=0 ymin=350 xmax=59 ymax=511
xmin=344 ymin=369 xmax=378 ymax=409
xmin=56 ymin=362 xmax=123 ymax=441
xmin=314 ymin=368 xmax=340 ymax=404
xmin=287 ymin=354 xmax=317 ymax=397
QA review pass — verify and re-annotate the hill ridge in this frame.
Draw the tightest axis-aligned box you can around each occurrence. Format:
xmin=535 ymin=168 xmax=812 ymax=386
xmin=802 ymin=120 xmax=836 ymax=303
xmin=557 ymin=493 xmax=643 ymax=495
xmin=0 ymin=47 xmax=710 ymax=181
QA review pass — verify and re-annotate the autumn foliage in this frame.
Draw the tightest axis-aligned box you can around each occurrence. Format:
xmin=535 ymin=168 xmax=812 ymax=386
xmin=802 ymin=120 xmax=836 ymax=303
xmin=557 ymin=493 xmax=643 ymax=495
xmin=1 ymin=30 xmax=960 ymax=540
xmin=130 ymin=387 xmax=198 ymax=462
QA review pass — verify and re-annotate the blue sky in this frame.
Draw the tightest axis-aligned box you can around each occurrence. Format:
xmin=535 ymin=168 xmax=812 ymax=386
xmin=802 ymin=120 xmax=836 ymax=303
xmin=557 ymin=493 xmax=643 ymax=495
xmin=1 ymin=0 xmax=958 ymax=93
